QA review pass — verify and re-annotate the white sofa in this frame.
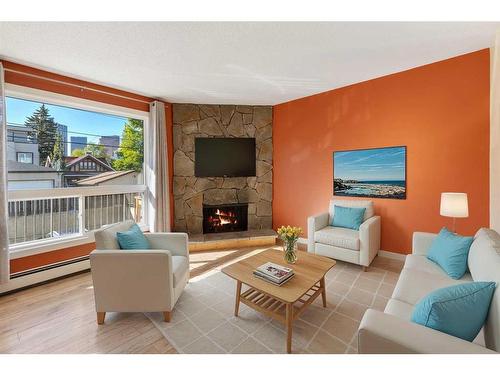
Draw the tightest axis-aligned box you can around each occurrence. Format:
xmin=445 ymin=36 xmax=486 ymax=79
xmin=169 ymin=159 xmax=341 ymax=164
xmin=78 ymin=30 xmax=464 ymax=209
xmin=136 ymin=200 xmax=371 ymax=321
xmin=358 ymin=228 xmax=500 ymax=353
xmin=89 ymin=220 xmax=189 ymax=324
xmin=307 ymin=199 xmax=381 ymax=270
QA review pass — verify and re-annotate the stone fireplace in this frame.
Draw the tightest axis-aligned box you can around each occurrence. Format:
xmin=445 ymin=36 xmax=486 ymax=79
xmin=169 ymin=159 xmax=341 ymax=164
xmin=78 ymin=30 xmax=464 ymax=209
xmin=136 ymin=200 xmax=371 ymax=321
xmin=202 ymin=203 xmax=248 ymax=234
xmin=173 ymin=104 xmax=273 ymax=235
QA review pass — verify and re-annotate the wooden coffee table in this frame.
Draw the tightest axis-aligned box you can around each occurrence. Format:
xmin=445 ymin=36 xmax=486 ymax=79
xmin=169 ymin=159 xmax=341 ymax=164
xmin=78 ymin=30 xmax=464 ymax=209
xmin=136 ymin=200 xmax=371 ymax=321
xmin=222 ymin=249 xmax=336 ymax=353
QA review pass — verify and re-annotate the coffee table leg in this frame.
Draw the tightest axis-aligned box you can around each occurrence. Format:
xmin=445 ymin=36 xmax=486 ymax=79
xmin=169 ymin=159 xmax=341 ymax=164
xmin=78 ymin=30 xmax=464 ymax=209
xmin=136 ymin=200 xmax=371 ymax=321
xmin=286 ymin=303 xmax=293 ymax=354
xmin=320 ymin=277 xmax=327 ymax=307
xmin=234 ymin=280 xmax=242 ymax=317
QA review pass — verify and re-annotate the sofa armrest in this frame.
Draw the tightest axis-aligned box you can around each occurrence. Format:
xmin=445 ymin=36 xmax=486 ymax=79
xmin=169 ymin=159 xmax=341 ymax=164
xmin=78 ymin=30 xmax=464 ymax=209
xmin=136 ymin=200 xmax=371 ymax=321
xmin=90 ymin=249 xmax=175 ymax=312
xmin=358 ymin=309 xmax=495 ymax=354
xmin=412 ymin=232 xmax=438 ymax=256
xmin=144 ymin=232 xmax=189 ymax=257
xmin=359 ymin=216 xmax=381 ymax=267
xmin=307 ymin=212 xmax=329 ymax=253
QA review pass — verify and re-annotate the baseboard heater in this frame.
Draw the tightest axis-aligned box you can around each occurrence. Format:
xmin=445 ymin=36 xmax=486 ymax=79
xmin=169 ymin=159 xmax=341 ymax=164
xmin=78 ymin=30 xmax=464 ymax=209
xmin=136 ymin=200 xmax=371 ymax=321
xmin=1 ymin=256 xmax=91 ymax=295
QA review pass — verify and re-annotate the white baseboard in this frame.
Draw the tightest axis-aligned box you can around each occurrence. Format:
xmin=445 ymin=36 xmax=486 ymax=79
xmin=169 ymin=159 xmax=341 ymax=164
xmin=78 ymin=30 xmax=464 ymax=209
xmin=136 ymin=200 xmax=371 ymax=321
xmin=298 ymin=237 xmax=406 ymax=260
xmin=297 ymin=237 xmax=308 ymax=245
xmin=0 ymin=259 xmax=90 ymax=294
xmin=378 ymin=250 xmax=406 ymax=261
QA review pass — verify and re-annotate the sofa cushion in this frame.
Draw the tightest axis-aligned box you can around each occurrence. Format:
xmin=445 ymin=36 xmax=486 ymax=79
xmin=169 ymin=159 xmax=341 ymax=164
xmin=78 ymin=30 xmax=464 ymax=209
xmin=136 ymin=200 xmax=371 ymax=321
xmin=314 ymin=226 xmax=360 ymax=251
xmin=172 ymin=256 xmax=189 ymax=286
xmin=411 ymin=282 xmax=496 ymax=342
xmin=332 ymin=205 xmax=366 ymax=230
xmin=384 ymin=298 xmax=414 ymax=320
xmin=427 ymin=227 xmax=473 ymax=279
xmin=404 ymin=254 xmax=472 ymax=281
xmin=385 ymin=293 xmax=486 ymax=346
xmin=329 ymin=199 xmax=374 ymax=224
xmin=392 ymin=268 xmax=470 ymax=305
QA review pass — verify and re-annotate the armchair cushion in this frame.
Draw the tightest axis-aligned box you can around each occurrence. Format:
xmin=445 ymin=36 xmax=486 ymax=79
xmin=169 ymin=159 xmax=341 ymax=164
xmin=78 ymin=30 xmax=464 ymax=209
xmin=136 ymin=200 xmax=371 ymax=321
xmin=117 ymin=224 xmax=151 ymax=250
xmin=314 ymin=226 xmax=360 ymax=251
xmin=94 ymin=220 xmax=136 ymax=250
xmin=144 ymin=233 xmax=189 ymax=257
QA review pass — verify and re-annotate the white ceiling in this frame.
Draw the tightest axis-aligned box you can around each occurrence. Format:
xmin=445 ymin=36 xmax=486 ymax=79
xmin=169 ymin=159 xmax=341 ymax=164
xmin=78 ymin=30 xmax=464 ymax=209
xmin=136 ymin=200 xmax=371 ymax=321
xmin=0 ymin=22 xmax=499 ymax=105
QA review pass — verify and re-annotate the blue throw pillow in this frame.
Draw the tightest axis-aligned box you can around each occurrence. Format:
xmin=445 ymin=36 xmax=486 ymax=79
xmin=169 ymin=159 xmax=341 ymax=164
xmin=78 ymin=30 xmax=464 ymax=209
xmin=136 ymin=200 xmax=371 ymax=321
xmin=332 ymin=205 xmax=366 ymax=230
xmin=411 ymin=282 xmax=496 ymax=342
xmin=116 ymin=224 xmax=150 ymax=250
xmin=427 ymin=227 xmax=474 ymax=279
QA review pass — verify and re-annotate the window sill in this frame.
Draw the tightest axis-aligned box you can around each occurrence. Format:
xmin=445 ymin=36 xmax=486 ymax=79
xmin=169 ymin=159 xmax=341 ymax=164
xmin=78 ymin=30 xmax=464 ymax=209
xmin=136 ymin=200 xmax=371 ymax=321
xmin=9 ymin=234 xmax=93 ymax=259
xmin=9 ymin=224 xmax=149 ymax=259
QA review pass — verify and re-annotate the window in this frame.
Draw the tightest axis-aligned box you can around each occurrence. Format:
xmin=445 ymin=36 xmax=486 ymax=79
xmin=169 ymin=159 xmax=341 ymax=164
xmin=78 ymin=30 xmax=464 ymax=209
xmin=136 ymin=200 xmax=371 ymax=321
xmin=16 ymin=152 xmax=33 ymax=164
xmin=6 ymin=96 xmax=145 ymax=188
xmin=4 ymin=89 xmax=149 ymax=251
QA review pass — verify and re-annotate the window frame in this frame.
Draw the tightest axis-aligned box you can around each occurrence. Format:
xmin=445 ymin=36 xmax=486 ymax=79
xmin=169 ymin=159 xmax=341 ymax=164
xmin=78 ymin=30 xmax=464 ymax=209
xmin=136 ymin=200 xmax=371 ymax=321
xmin=5 ymin=84 xmax=151 ymax=258
xmin=16 ymin=151 xmax=34 ymax=164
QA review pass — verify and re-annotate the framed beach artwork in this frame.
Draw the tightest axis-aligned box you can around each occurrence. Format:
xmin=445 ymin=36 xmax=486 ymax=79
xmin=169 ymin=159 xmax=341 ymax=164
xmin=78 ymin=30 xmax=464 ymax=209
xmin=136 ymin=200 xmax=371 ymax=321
xmin=333 ymin=146 xmax=406 ymax=199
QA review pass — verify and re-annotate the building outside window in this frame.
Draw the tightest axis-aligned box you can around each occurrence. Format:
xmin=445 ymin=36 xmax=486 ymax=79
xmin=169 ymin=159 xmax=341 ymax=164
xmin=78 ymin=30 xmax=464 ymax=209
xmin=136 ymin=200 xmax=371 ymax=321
xmin=16 ymin=152 xmax=33 ymax=164
xmin=4 ymin=92 xmax=147 ymax=250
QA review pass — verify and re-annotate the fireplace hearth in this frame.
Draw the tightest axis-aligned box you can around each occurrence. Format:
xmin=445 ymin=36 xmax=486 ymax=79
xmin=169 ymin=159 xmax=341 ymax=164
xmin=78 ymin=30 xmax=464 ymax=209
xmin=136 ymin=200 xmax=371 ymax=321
xmin=203 ymin=203 xmax=248 ymax=234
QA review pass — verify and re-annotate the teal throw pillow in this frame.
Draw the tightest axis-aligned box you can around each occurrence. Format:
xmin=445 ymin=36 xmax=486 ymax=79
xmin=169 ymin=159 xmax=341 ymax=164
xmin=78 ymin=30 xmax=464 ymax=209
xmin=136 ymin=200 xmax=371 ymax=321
xmin=411 ymin=282 xmax=496 ymax=342
xmin=427 ymin=227 xmax=474 ymax=279
xmin=332 ymin=205 xmax=366 ymax=230
xmin=116 ymin=223 xmax=150 ymax=250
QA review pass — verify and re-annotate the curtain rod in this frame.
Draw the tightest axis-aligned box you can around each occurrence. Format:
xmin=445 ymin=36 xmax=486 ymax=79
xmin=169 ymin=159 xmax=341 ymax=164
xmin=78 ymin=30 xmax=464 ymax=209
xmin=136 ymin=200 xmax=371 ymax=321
xmin=4 ymin=68 xmax=157 ymax=105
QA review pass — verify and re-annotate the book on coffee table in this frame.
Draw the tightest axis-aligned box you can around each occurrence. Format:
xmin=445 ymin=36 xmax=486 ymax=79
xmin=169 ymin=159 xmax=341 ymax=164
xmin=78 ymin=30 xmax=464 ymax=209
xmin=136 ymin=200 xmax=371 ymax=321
xmin=254 ymin=271 xmax=295 ymax=286
xmin=253 ymin=262 xmax=294 ymax=286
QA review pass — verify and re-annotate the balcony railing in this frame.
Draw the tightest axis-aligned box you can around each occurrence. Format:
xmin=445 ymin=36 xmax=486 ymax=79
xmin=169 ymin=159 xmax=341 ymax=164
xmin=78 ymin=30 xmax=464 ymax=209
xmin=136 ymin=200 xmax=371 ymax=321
xmin=7 ymin=185 xmax=146 ymax=246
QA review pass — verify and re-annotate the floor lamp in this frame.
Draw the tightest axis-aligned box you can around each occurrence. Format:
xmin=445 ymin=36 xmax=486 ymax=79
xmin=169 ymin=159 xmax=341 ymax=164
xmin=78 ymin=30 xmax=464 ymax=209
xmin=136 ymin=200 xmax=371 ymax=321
xmin=440 ymin=192 xmax=469 ymax=233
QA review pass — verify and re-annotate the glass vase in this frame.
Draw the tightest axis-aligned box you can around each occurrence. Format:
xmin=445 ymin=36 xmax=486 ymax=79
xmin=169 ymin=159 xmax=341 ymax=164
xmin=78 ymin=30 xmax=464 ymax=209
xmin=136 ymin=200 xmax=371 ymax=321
xmin=283 ymin=240 xmax=298 ymax=264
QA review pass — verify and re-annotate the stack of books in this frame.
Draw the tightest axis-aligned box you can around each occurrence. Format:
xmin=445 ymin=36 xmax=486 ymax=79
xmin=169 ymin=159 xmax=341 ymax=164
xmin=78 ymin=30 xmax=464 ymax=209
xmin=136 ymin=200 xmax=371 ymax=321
xmin=253 ymin=262 xmax=295 ymax=286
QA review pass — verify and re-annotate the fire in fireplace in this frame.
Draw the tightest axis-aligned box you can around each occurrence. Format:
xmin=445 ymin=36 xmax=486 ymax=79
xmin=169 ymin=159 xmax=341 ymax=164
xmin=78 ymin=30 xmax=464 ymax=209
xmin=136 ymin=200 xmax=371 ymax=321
xmin=203 ymin=203 xmax=248 ymax=234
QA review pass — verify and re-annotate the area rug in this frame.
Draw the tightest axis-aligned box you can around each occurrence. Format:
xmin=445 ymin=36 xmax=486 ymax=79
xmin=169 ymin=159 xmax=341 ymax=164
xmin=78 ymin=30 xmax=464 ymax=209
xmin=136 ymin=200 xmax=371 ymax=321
xmin=145 ymin=257 xmax=398 ymax=354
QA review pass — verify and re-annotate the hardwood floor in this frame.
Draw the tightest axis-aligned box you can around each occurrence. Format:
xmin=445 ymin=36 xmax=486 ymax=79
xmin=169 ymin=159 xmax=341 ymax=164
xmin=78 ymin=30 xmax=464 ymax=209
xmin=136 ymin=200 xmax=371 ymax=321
xmin=0 ymin=246 xmax=276 ymax=354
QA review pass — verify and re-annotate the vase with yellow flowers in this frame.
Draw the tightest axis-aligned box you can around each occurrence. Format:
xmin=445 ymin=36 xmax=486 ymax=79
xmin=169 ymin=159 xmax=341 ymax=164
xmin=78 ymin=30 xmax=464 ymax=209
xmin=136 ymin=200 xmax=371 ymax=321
xmin=276 ymin=225 xmax=302 ymax=264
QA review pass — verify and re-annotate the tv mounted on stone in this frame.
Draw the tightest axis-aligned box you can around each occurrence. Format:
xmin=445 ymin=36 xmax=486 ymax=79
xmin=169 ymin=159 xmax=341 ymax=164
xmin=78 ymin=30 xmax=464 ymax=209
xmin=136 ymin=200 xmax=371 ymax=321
xmin=195 ymin=137 xmax=256 ymax=177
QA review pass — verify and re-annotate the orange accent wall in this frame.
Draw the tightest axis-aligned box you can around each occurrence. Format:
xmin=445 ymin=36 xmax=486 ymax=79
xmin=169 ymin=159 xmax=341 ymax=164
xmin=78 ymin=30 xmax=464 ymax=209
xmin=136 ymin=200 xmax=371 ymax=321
xmin=2 ymin=60 xmax=175 ymax=273
xmin=10 ymin=243 xmax=96 ymax=274
xmin=272 ymin=49 xmax=490 ymax=254
xmin=2 ymin=60 xmax=152 ymax=112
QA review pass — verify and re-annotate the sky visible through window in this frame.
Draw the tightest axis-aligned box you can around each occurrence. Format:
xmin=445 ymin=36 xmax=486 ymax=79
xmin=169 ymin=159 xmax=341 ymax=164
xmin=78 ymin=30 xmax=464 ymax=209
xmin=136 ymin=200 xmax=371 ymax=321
xmin=6 ymin=96 xmax=129 ymax=147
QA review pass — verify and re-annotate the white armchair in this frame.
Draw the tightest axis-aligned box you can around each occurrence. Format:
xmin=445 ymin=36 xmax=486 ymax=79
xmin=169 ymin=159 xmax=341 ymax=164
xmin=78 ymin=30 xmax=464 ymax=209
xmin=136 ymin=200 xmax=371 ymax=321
xmin=89 ymin=220 xmax=189 ymax=325
xmin=307 ymin=199 xmax=381 ymax=270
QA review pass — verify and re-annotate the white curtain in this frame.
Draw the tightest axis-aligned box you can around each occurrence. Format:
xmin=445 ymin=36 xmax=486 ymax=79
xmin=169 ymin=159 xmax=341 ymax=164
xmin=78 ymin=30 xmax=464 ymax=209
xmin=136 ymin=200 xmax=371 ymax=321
xmin=0 ymin=63 xmax=9 ymax=283
xmin=147 ymin=101 xmax=171 ymax=232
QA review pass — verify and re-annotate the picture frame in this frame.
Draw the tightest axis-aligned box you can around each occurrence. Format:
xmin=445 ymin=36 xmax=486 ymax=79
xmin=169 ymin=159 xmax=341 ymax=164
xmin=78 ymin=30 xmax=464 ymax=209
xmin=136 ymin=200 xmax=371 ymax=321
xmin=333 ymin=146 xmax=407 ymax=199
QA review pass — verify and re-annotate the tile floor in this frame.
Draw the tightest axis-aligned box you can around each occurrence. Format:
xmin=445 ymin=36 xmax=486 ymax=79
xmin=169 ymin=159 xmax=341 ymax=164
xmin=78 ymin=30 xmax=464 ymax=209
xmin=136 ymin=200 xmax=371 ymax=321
xmin=147 ymin=252 xmax=403 ymax=354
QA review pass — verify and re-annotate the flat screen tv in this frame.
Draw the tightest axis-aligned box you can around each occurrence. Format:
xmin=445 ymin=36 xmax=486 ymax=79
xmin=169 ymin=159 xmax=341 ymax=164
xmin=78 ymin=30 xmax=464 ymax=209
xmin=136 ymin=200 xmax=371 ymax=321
xmin=195 ymin=137 xmax=256 ymax=177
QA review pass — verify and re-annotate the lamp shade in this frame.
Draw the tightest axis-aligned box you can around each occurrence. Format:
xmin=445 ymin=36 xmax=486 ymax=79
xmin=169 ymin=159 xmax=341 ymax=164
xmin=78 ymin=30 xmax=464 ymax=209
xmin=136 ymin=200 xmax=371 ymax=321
xmin=440 ymin=193 xmax=469 ymax=218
